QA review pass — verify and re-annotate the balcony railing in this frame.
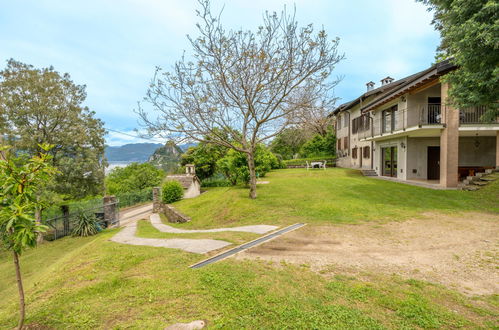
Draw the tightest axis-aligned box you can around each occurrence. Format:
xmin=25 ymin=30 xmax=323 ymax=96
xmin=359 ymin=104 xmax=498 ymax=140
xmin=420 ymin=103 xmax=441 ymax=125
xmin=459 ymin=106 xmax=498 ymax=124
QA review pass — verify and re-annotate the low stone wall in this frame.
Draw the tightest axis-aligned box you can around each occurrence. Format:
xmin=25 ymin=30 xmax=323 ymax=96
xmin=163 ymin=204 xmax=191 ymax=223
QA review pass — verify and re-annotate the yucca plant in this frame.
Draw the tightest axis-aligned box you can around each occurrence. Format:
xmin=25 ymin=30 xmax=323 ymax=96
xmin=71 ymin=212 xmax=99 ymax=237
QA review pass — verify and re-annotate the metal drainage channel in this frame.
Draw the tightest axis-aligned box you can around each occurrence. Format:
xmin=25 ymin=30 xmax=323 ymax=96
xmin=190 ymin=223 xmax=306 ymax=269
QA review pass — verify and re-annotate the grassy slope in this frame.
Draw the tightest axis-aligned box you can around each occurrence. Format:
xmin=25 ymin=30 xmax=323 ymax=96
xmin=0 ymin=168 xmax=498 ymax=328
xmin=171 ymin=168 xmax=499 ymax=229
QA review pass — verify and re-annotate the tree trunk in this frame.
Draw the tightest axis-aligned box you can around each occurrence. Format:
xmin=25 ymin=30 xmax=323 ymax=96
xmin=247 ymin=151 xmax=257 ymax=199
xmin=35 ymin=208 xmax=44 ymax=244
xmin=13 ymin=251 xmax=25 ymax=330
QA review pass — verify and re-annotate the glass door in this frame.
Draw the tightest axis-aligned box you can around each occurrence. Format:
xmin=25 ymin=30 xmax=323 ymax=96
xmin=382 ymin=147 xmax=398 ymax=177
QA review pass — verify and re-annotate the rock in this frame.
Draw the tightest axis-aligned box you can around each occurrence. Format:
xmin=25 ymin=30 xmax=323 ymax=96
xmin=165 ymin=320 xmax=206 ymax=330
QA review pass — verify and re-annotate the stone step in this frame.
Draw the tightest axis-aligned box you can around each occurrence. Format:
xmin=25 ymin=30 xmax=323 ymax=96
xmin=485 ymin=169 xmax=493 ymax=174
xmin=472 ymin=181 xmax=488 ymax=186
xmin=480 ymin=176 xmax=497 ymax=182
xmin=463 ymin=185 xmax=480 ymax=191
xmin=361 ymin=170 xmax=378 ymax=177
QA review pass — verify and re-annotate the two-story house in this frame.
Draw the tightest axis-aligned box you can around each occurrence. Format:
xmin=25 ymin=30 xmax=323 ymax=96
xmin=333 ymin=60 xmax=499 ymax=188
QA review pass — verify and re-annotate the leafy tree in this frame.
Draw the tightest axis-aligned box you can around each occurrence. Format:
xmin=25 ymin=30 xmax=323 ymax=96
xmin=299 ymin=129 xmax=336 ymax=158
xmin=0 ymin=59 xmax=107 ymax=201
xmin=270 ymin=128 xmax=310 ymax=160
xmin=181 ymin=142 xmax=228 ymax=180
xmin=217 ymin=144 xmax=279 ymax=185
xmin=418 ymin=0 xmax=499 ymax=119
xmin=0 ymin=144 xmax=56 ymax=330
xmin=106 ymin=162 xmax=164 ymax=195
xmin=138 ymin=0 xmax=343 ymax=199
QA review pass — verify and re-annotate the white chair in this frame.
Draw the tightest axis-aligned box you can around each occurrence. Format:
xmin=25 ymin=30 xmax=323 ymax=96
xmin=322 ymin=161 xmax=327 ymax=169
xmin=306 ymin=161 xmax=310 ymax=170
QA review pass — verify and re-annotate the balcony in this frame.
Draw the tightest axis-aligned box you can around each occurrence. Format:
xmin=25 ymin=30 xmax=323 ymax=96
xmin=459 ymin=106 xmax=498 ymax=124
xmin=359 ymin=104 xmax=498 ymax=141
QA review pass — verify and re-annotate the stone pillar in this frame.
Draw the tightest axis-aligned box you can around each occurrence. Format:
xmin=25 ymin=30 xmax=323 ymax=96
xmin=152 ymin=187 xmax=162 ymax=213
xmin=440 ymin=82 xmax=459 ymax=188
xmin=496 ymin=131 xmax=499 ymax=168
xmin=103 ymin=195 xmax=118 ymax=227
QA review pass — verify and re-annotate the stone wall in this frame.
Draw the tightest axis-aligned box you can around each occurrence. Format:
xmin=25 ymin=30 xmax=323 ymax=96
xmin=163 ymin=204 xmax=191 ymax=223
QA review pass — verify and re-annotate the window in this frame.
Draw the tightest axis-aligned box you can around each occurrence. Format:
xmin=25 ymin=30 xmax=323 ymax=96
xmin=352 ymin=115 xmax=370 ymax=134
xmin=382 ymin=105 xmax=398 ymax=133
xmin=343 ymin=137 xmax=349 ymax=150
xmin=343 ymin=114 xmax=349 ymax=127
xmin=337 ymin=115 xmax=342 ymax=130
xmin=363 ymin=146 xmax=370 ymax=159
xmin=352 ymin=147 xmax=358 ymax=159
xmin=337 ymin=139 xmax=342 ymax=151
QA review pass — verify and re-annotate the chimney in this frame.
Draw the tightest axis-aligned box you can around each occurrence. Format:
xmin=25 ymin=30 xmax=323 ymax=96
xmin=366 ymin=81 xmax=375 ymax=91
xmin=381 ymin=76 xmax=394 ymax=86
xmin=185 ymin=164 xmax=195 ymax=175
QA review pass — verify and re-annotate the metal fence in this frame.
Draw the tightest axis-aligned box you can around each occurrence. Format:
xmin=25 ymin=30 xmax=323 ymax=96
xmin=42 ymin=200 xmax=119 ymax=241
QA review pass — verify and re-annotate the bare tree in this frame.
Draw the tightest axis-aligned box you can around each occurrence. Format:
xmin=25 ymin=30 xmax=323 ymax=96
xmin=138 ymin=0 xmax=343 ymax=199
xmin=285 ymin=85 xmax=338 ymax=137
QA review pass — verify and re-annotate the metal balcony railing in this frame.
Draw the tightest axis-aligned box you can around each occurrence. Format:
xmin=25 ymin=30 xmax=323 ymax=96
xmin=358 ymin=104 xmax=498 ymax=140
xmin=459 ymin=106 xmax=498 ymax=124
xmin=420 ymin=103 xmax=441 ymax=125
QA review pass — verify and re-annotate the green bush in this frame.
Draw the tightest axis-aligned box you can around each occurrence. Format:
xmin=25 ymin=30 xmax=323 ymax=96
xmin=283 ymin=157 xmax=336 ymax=166
xmin=201 ymin=176 xmax=232 ymax=187
xmin=162 ymin=181 xmax=184 ymax=204
xmin=71 ymin=212 xmax=99 ymax=237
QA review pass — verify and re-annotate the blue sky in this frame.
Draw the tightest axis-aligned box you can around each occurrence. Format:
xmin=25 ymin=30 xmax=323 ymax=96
xmin=0 ymin=0 xmax=439 ymax=146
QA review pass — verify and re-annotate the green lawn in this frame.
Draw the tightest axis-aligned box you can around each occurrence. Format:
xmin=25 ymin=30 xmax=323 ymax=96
xmin=0 ymin=168 xmax=498 ymax=329
xmin=171 ymin=168 xmax=499 ymax=229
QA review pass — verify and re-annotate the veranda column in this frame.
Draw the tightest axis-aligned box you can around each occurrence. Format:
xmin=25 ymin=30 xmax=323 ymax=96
xmin=440 ymin=82 xmax=459 ymax=188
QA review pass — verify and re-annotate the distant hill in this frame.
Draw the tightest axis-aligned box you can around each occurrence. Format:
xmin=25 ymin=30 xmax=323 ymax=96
xmin=148 ymin=141 xmax=184 ymax=173
xmin=105 ymin=143 xmax=163 ymax=162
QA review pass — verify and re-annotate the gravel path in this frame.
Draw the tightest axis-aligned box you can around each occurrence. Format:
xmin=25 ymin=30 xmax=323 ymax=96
xmin=150 ymin=214 xmax=278 ymax=234
xmin=110 ymin=219 xmax=231 ymax=254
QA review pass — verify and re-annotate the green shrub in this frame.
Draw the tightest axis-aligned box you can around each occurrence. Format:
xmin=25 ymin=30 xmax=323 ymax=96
xmin=201 ymin=176 xmax=232 ymax=187
xmin=162 ymin=181 xmax=184 ymax=204
xmin=71 ymin=212 xmax=99 ymax=237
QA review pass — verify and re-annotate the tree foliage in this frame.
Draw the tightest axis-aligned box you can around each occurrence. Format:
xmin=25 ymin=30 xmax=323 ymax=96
xmin=181 ymin=142 xmax=228 ymax=181
xmin=299 ymin=129 xmax=336 ymax=158
xmin=138 ymin=0 xmax=343 ymax=199
xmin=0 ymin=59 xmax=106 ymax=200
xmin=217 ymin=144 xmax=280 ymax=185
xmin=270 ymin=128 xmax=311 ymax=160
xmin=106 ymin=162 xmax=164 ymax=195
xmin=0 ymin=144 xmax=56 ymax=329
xmin=418 ymin=0 xmax=499 ymax=118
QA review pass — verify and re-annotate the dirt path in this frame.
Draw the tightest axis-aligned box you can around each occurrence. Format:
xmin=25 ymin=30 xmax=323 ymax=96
xmin=235 ymin=212 xmax=499 ymax=295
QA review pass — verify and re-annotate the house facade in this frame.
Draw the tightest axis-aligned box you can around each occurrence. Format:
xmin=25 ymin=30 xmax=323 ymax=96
xmin=333 ymin=60 xmax=499 ymax=188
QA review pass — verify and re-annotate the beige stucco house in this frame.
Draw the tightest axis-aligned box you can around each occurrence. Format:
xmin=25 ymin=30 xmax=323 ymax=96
xmin=333 ymin=60 xmax=499 ymax=188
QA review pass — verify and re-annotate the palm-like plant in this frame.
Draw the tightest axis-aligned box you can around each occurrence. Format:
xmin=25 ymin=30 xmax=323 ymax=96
xmin=71 ymin=212 xmax=99 ymax=237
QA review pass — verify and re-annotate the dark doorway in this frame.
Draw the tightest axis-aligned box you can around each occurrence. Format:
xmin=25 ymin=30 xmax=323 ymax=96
xmin=382 ymin=147 xmax=398 ymax=177
xmin=427 ymin=146 xmax=440 ymax=180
